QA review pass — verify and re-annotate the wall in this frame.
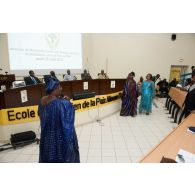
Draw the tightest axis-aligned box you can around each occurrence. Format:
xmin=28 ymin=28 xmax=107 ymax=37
xmin=0 ymin=33 xmax=9 ymax=74
xmin=86 ymin=33 xmax=195 ymax=81
xmin=1 ymin=33 xmax=195 ymax=81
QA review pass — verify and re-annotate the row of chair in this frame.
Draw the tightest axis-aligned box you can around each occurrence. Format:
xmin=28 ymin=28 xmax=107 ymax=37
xmin=165 ymin=96 xmax=185 ymax=124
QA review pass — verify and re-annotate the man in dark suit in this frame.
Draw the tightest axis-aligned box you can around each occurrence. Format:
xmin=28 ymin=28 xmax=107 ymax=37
xmin=50 ymin=71 xmax=58 ymax=80
xmin=24 ymin=70 xmax=42 ymax=86
xmin=169 ymin=78 xmax=178 ymax=88
xmin=81 ymin=69 xmax=92 ymax=80
xmin=157 ymin=78 xmax=169 ymax=97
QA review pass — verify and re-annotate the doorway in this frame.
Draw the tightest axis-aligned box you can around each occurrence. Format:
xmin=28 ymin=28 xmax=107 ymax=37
xmin=169 ymin=65 xmax=189 ymax=82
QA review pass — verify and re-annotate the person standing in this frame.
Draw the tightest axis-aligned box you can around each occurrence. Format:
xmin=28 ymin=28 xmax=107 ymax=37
xmin=152 ymin=74 xmax=160 ymax=84
xmin=139 ymin=73 xmax=155 ymax=115
xmin=120 ymin=72 xmax=138 ymax=117
xmin=38 ymin=78 xmax=80 ymax=163
xmin=137 ymin=76 xmax=144 ymax=96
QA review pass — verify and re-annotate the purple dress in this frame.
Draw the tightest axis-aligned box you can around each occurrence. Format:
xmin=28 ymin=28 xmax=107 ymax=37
xmin=120 ymin=79 xmax=138 ymax=116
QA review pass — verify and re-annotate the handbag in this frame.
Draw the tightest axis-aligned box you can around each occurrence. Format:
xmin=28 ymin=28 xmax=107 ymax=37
xmin=0 ymin=131 xmax=39 ymax=152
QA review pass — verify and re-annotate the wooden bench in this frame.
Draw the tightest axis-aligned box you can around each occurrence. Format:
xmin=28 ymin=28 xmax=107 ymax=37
xmin=140 ymin=113 xmax=195 ymax=163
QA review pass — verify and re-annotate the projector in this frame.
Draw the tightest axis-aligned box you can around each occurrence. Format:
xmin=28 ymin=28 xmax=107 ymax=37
xmin=12 ymin=81 xmax=26 ymax=88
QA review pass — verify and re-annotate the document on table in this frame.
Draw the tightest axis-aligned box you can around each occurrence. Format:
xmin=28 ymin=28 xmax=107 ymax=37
xmin=175 ymin=149 xmax=195 ymax=163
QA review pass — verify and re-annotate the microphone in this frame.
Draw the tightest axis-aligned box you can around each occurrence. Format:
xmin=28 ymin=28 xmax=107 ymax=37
xmin=59 ymin=93 xmax=70 ymax=101
xmin=60 ymin=93 xmax=65 ymax=98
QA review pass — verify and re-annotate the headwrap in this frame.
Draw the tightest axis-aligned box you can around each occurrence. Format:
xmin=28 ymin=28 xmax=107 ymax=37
xmin=45 ymin=77 xmax=60 ymax=95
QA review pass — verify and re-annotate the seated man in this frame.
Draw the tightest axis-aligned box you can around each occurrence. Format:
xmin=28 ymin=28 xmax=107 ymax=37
xmin=81 ymin=69 xmax=92 ymax=80
xmin=183 ymin=73 xmax=195 ymax=117
xmin=157 ymin=79 xmax=169 ymax=97
xmin=24 ymin=70 xmax=42 ymax=86
xmin=191 ymin=66 xmax=195 ymax=74
xmin=44 ymin=71 xmax=59 ymax=83
xmin=50 ymin=71 xmax=58 ymax=80
xmin=169 ymin=78 xmax=178 ymax=88
xmin=98 ymin=69 xmax=109 ymax=79
xmin=183 ymin=78 xmax=192 ymax=91
xmin=64 ymin=69 xmax=77 ymax=81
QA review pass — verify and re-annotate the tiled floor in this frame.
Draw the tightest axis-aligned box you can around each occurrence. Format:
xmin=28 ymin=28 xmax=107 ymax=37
xmin=0 ymin=98 xmax=177 ymax=163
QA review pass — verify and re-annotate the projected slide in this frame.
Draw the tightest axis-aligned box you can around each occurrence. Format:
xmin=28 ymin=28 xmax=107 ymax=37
xmin=8 ymin=33 xmax=82 ymax=73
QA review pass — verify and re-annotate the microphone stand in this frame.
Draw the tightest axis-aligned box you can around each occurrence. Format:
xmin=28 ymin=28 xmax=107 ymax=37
xmin=96 ymin=99 xmax=104 ymax=126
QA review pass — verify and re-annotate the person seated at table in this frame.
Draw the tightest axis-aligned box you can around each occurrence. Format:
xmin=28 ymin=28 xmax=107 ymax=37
xmin=50 ymin=71 xmax=58 ymax=80
xmin=64 ymin=69 xmax=77 ymax=81
xmin=81 ymin=69 xmax=92 ymax=80
xmin=157 ymin=78 xmax=169 ymax=97
xmin=44 ymin=71 xmax=59 ymax=83
xmin=98 ymin=69 xmax=109 ymax=79
xmin=191 ymin=66 xmax=195 ymax=74
xmin=183 ymin=78 xmax=192 ymax=91
xmin=24 ymin=70 xmax=42 ymax=86
xmin=169 ymin=78 xmax=178 ymax=88
xmin=183 ymin=72 xmax=195 ymax=117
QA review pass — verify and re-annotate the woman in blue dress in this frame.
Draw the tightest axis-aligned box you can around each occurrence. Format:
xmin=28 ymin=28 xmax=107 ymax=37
xmin=38 ymin=78 xmax=80 ymax=163
xmin=139 ymin=73 xmax=155 ymax=115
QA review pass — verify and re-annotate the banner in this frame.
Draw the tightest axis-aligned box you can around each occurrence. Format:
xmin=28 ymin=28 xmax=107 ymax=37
xmin=0 ymin=91 xmax=121 ymax=125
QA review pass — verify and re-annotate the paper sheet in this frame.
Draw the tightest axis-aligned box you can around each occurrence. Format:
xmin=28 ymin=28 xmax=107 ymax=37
xmin=83 ymin=82 xmax=88 ymax=90
xmin=20 ymin=90 xmax=28 ymax=103
xmin=110 ymin=80 xmax=115 ymax=88
xmin=175 ymin=149 xmax=195 ymax=163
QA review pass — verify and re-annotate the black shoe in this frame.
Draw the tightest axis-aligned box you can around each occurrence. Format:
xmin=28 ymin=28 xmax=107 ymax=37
xmin=146 ymin=112 xmax=149 ymax=115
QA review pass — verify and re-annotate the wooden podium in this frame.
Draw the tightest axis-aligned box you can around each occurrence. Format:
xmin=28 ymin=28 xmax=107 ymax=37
xmin=0 ymin=79 xmax=126 ymax=110
xmin=0 ymin=74 xmax=15 ymax=88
